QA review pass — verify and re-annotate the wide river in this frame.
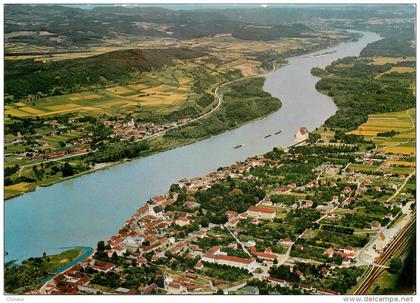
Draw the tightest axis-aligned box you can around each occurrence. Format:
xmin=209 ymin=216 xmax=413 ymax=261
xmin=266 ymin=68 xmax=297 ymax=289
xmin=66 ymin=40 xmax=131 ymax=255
xmin=5 ymin=31 xmax=381 ymax=262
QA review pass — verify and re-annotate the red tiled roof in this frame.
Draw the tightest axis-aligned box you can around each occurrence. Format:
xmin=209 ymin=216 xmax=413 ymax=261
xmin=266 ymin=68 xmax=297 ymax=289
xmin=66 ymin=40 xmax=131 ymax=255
xmin=114 ymin=245 xmax=124 ymax=251
xmin=247 ymin=206 xmax=276 ymax=214
xmin=253 ymin=251 xmax=278 ymax=260
xmin=176 ymin=217 xmax=190 ymax=222
xmin=214 ymin=254 xmax=254 ymax=264
xmin=267 ymin=277 xmax=286 ymax=284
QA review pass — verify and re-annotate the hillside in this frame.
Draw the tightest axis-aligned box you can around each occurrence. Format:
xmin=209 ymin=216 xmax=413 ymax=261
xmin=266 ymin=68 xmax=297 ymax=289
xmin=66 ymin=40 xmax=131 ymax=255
xmin=5 ymin=48 xmax=203 ymax=101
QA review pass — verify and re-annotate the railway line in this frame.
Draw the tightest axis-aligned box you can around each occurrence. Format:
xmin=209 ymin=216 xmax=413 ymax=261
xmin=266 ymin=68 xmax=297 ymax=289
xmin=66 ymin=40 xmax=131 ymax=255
xmin=354 ymin=217 xmax=416 ymax=294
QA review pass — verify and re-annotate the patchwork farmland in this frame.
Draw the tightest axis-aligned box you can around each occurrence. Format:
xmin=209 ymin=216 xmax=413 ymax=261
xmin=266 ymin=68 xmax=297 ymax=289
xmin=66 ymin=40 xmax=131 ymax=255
xmin=348 ymin=108 xmax=416 ymax=155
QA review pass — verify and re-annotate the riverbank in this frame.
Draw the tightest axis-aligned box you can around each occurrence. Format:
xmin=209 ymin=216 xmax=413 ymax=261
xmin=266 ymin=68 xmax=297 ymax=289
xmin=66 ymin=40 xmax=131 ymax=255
xmin=5 ymin=31 xmax=381 ymax=264
xmin=5 ymin=246 xmax=93 ymax=293
xmin=5 ymin=67 xmax=281 ymax=201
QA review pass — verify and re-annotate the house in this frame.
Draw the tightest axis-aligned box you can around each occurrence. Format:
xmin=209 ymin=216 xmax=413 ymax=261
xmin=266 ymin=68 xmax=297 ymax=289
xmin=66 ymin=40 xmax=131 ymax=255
xmin=342 ymin=257 xmax=351 ymax=266
xmin=296 ymin=271 xmax=304 ymax=280
xmin=316 ymin=203 xmax=334 ymax=212
xmin=342 ymin=246 xmax=355 ymax=254
xmin=385 ymin=213 xmax=394 ymax=220
xmin=225 ymin=211 xmax=238 ymax=219
xmin=266 ymin=277 xmax=287 ymax=287
xmin=320 ymin=267 xmax=330 ymax=277
xmin=226 ymin=218 xmax=240 ymax=227
xmin=186 ymin=283 xmax=203 ymax=292
xmin=295 ymin=244 xmax=304 ymax=250
xmin=152 ymin=195 xmax=167 ymax=204
xmin=201 ymin=246 xmax=257 ymax=272
xmin=252 ymin=248 xmax=280 ymax=262
xmin=244 ymin=240 xmax=256 ymax=247
xmin=195 ymin=261 xmax=204 ymax=270
xmin=371 ymin=221 xmax=381 ymax=229
xmin=324 ymin=247 xmax=335 ymax=258
xmin=250 ymin=217 xmax=260 ymax=225
xmin=300 ymin=284 xmax=312 ymax=292
xmin=304 ymin=200 xmax=314 ymax=208
xmin=197 ymin=229 xmax=207 ymax=238
xmin=295 ymin=127 xmax=309 ymax=141
xmin=142 ymin=283 xmax=157 ymax=295
xmin=184 ymin=200 xmax=200 ymax=209
xmin=90 ymin=259 xmax=115 ymax=273
xmin=246 ymin=206 xmax=276 ymax=221
xmin=175 ymin=217 xmax=191 ymax=227
xmin=113 ymin=245 xmax=126 ymax=256
xmin=238 ymin=212 xmax=248 ymax=220
xmin=167 ymin=282 xmax=186 ymax=294
xmin=281 ymin=237 xmax=293 ymax=245
xmin=136 ymin=258 xmax=148 ymax=266
xmin=343 ymin=186 xmax=352 ymax=195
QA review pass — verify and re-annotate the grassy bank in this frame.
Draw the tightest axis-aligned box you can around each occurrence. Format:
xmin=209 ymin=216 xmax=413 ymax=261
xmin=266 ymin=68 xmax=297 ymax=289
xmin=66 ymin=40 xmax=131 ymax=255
xmin=5 ymin=248 xmax=84 ymax=293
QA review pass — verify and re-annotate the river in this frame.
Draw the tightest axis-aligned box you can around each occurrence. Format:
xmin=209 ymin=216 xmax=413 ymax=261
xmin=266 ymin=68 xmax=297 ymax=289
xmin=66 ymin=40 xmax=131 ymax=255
xmin=5 ymin=31 xmax=381 ymax=263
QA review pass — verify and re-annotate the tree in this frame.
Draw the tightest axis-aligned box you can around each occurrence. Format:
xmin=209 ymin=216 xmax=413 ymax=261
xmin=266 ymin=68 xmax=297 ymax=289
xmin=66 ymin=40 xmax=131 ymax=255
xmin=61 ymin=162 xmax=74 ymax=177
xmin=200 ymin=216 xmax=210 ymax=228
xmin=216 ymin=289 xmax=224 ymax=295
xmin=111 ymin=252 xmax=119 ymax=264
xmin=388 ymin=258 xmax=403 ymax=274
xmin=97 ymin=241 xmax=105 ymax=252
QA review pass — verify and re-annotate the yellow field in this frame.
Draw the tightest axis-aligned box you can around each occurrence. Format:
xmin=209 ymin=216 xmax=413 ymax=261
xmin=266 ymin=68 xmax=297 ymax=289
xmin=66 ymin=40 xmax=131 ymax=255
xmin=370 ymin=57 xmax=413 ymax=65
xmin=348 ymin=108 xmax=416 ymax=155
xmin=376 ymin=66 xmax=416 ymax=79
xmin=348 ymin=109 xmax=415 ymax=136
xmin=96 ymin=100 xmax=137 ymax=109
xmin=383 ymin=146 xmax=415 ymax=155
xmin=69 ymin=94 xmax=101 ymax=100
xmin=47 ymin=103 xmax=81 ymax=111
xmin=106 ymin=86 xmax=133 ymax=95
xmin=386 ymin=66 xmax=415 ymax=74
xmin=128 ymin=83 xmax=149 ymax=90
xmin=139 ymin=94 xmax=187 ymax=105
xmin=177 ymin=77 xmax=191 ymax=85
xmin=15 ymin=102 xmax=27 ymax=107
xmin=5 ymin=182 xmax=31 ymax=192
xmin=20 ymin=106 xmax=46 ymax=115
xmin=5 ymin=108 xmax=30 ymax=117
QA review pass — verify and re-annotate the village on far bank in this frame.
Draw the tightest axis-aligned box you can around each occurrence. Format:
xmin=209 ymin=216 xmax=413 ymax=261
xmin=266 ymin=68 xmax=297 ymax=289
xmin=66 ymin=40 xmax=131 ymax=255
xmin=34 ymin=124 xmax=416 ymax=296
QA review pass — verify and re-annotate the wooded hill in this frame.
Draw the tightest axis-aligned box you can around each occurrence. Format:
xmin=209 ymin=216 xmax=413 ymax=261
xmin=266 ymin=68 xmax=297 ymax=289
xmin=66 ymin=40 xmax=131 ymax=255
xmin=5 ymin=48 xmax=202 ymax=101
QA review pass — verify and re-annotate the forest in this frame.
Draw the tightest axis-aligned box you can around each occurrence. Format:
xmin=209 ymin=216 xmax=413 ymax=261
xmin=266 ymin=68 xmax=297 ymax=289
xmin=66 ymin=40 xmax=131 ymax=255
xmin=313 ymin=56 xmax=415 ymax=131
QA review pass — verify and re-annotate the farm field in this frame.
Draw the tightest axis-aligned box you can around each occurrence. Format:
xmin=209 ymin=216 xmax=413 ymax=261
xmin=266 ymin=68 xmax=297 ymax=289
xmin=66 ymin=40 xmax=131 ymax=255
xmin=369 ymin=56 xmax=415 ymax=65
xmin=4 ymin=67 xmax=200 ymax=119
xmin=347 ymin=108 xmax=416 ymax=155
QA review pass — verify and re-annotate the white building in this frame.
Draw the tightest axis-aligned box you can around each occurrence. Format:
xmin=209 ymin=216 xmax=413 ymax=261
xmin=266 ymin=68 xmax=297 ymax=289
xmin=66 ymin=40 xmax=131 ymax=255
xmin=295 ymin=127 xmax=309 ymax=141
xmin=201 ymin=246 xmax=257 ymax=272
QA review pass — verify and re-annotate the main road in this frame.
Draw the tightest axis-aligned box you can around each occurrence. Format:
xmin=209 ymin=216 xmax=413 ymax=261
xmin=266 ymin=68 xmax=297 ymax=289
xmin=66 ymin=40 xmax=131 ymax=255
xmin=5 ymin=31 xmax=381 ymax=263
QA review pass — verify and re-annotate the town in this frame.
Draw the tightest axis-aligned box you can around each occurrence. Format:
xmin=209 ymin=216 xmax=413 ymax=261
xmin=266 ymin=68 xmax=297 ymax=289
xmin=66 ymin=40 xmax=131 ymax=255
xmin=37 ymin=129 xmax=415 ymax=295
